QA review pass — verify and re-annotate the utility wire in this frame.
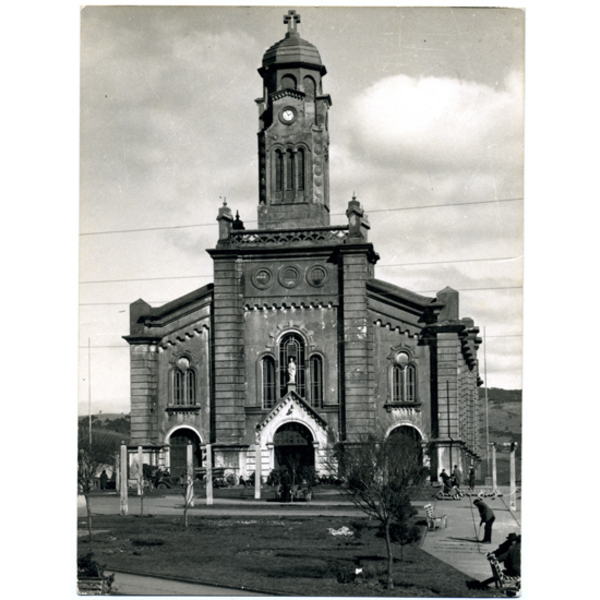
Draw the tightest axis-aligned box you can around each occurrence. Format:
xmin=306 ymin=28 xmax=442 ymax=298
xmin=79 ymin=257 xmax=522 ymax=285
xmin=79 ymin=334 xmax=522 ymax=348
xmin=79 ymin=197 xmax=523 ymax=236
xmin=78 ymin=285 xmax=522 ymax=305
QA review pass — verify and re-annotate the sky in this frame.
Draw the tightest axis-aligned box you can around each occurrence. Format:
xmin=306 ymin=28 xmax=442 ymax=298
xmin=79 ymin=6 xmax=524 ymax=415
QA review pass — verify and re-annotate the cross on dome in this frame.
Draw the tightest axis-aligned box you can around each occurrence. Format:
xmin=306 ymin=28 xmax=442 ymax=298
xmin=284 ymin=10 xmax=301 ymax=34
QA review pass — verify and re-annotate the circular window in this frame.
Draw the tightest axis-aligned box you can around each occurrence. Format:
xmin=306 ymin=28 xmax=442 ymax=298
xmin=252 ymin=267 xmax=274 ymax=290
xmin=278 ymin=265 xmax=301 ymax=289
xmin=395 ymin=351 xmax=410 ymax=368
xmin=306 ymin=264 xmax=328 ymax=288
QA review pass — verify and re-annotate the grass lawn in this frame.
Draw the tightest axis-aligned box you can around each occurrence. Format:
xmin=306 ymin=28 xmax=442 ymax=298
xmin=78 ymin=515 xmax=497 ymax=597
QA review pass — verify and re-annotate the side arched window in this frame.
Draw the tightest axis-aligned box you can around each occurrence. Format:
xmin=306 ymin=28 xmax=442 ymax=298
xmin=171 ymin=358 xmax=196 ymax=406
xmin=392 ymin=363 xmax=417 ymax=403
xmin=173 ymin=370 xmax=183 ymax=406
xmin=309 ymin=355 xmax=323 ymax=408
xmin=262 ymin=356 xmax=277 ymax=409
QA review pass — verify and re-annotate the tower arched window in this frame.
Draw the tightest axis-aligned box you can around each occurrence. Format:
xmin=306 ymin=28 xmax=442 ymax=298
xmin=275 ymin=150 xmax=283 ymax=192
xmin=170 ymin=357 xmax=196 ymax=406
xmin=279 ymin=332 xmax=306 ymax=397
xmin=262 ymin=356 xmax=277 ymax=409
xmin=309 ymin=355 xmax=323 ymax=408
xmin=303 ymin=76 xmax=316 ymax=99
xmin=285 ymin=149 xmax=294 ymax=191
xmin=281 ymin=74 xmax=297 ymax=90
xmin=297 ymin=148 xmax=304 ymax=191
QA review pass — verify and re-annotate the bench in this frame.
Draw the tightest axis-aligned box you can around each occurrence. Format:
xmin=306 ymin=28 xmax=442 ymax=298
xmin=77 ymin=577 xmax=108 ymax=595
xmin=424 ymin=503 xmax=447 ymax=530
xmin=486 ymin=552 xmax=521 ymax=597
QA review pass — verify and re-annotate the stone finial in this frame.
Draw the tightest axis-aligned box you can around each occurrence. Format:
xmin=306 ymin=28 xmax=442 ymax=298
xmin=217 ymin=200 xmax=233 ymax=241
xmin=436 ymin=286 xmax=459 ymax=321
xmin=232 ymin=210 xmax=245 ymax=231
xmin=346 ymin=195 xmax=370 ymax=241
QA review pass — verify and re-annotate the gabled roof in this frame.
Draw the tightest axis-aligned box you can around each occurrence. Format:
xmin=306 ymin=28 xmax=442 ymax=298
xmin=148 ymin=284 xmax=213 ymax=319
xmin=256 ymin=390 xmax=328 ymax=432
xmin=367 ymin=279 xmax=439 ymax=309
xmin=128 ymin=284 xmax=213 ymax=336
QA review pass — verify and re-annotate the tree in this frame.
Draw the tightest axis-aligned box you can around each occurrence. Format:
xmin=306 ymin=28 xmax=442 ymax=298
xmin=333 ymin=431 xmax=429 ymax=590
xmin=78 ymin=422 xmax=120 ymax=542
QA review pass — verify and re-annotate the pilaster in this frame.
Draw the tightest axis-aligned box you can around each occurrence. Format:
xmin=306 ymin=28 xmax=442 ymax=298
xmin=128 ymin=341 xmax=159 ymax=444
xmin=211 ymin=252 xmax=245 ymax=443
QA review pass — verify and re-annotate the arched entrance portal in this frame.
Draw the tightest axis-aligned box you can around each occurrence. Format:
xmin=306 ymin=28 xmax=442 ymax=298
xmin=274 ymin=422 xmax=315 ymax=478
xmin=388 ymin=425 xmax=423 ymax=465
xmin=168 ymin=428 xmax=202 ymax=478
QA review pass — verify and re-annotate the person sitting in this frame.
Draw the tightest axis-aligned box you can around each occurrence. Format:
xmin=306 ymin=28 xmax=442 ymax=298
xmin=440 ymin=469 xmax=452 ymax=493
xmin=471 ymin=533 xmax=521 ymax=589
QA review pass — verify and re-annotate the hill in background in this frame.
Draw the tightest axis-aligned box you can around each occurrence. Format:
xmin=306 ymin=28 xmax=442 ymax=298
xmin=81 ymin=390 xmax=522 ymax=484
xmin=478 ymin=387 xmax=522 ymax=485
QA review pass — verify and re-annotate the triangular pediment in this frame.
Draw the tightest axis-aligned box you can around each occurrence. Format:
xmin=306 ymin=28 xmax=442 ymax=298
xmin=256 ymin=391 xmax=328 ymax=432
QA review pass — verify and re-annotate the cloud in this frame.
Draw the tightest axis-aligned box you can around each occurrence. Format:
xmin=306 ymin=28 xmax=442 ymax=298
xmin=344 ymin=70 xmax=523 ymax=167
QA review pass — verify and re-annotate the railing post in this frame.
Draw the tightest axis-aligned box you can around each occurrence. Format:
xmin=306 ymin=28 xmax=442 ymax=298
xmin=254 ymin=442 xmax=262 ymax=500
xmin=119 ymin=442 xmax=128 ymax=515
xmin=509 ymin=442 xmax=517 ymax=511
xmin=205 ymin=443 xmax=213 ymax=506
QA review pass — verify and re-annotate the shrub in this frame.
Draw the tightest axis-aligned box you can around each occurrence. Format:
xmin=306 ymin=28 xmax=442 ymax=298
xmin=266 ymin=468 xmax=284 ymax=486
xmin=300 ymin=465 xmax=318 ymax=490
xmin=77 ymin=552 xmax=115 ymax=592
xmin=225 ymin=473 xmax=238 ymax=487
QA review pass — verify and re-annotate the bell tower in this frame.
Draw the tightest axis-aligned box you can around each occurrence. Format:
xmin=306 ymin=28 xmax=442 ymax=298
xmin=256 ymin=10 xmax=332 ymax=229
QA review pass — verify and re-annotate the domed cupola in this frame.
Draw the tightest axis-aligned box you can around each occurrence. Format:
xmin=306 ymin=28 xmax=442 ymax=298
xmin=261 ymin=27 xmax=325 ymax=75
xmin=256 ymin=10 xmax=332 ymax=230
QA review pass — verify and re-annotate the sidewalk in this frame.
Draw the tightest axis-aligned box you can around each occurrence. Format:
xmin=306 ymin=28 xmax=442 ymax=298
xmin=78 ymin=491 xmax=365 ymax=519
xmin=419 ymin=488 xmax=521 ymax=582
xmin=104 ymin=571 xmax=266 ymax=596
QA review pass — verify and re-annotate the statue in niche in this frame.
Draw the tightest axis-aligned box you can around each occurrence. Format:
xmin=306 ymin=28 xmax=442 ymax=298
xmin=287 ymin=357 xmax=297 ymax=384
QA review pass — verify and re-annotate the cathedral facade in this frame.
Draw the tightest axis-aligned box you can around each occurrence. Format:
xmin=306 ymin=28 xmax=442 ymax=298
xmin=124 ymin=12 xmax=484 ymax=483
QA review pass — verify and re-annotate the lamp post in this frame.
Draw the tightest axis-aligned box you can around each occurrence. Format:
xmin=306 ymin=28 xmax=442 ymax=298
xmin=88 ymin=337 xmax=92 ymax=447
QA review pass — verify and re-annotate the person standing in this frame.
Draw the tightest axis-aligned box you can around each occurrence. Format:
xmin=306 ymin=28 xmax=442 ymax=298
xmin=452 ymin=465 xmax=461 ymax=488
xmin=99 ymin=469 xmax=108 ymax=491
xmin=440 ymin=469 xmax=451 ymax=490
xmin=280 ymin=467 xmax=291 ymax=503
xmin=473 ymin=498 xmax=495 ymax=543
xmin=468 ymin=466 xmax=476 ymax=491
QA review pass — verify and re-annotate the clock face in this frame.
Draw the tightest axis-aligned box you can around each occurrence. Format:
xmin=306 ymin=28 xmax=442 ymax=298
xmin=281 ymin=108 xmax=295 ymax=123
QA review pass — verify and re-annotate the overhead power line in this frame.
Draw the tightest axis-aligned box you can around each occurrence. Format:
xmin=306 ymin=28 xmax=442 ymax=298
xmin=79 ymin=255 xmax=522 ymax=285
xmin=78 ymin=333 xmax=523 ymax=348
xmin=79 ymin=197 xmax=523 ymax=236
xmin=78 ymin=284 xmax=522 ymax=306
xmin=378 ymin=256 xmax=522 ymax=268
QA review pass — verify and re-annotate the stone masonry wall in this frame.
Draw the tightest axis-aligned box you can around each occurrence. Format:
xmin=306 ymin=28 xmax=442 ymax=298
xmin=212 ymin=256 xmax=245 ymax=443
xmin=129 ymin=343 xmax=158 ymax=444
xmin=341 ymin=250 xmax=375 ymax=438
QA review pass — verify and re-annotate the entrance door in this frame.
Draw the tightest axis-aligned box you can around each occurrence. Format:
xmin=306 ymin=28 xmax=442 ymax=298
xmin=388 ymin=425 xmax=423 ymax=464
xmin=274 ymin=422 xmax=314 ymax=483
xmin=169 ymin=429 xmax=202 ymax=480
